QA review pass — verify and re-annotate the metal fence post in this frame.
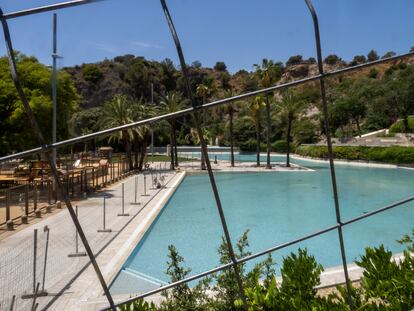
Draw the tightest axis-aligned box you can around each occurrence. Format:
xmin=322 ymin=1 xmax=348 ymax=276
xmin=33 ymin=183 xmax=37 ymax=211
xmin=159 ymin=1 xmax=248 ymax=309
xmin=131 ymin=176 xmax=140 ymax=205
xmin=304 ymin=0 xmax=353 ymax=309
xmin=5 ymin=190 xmax=10 ymax=221
xmin=40 ymin=225 xmax=49 ymax=295
xmin=9 ymin=295 xmax=15 ymax=311
xmin=117 ymin=183 xmax=129 ymax=216
xmin=98 ymin=197 xmax=112 ymax=232
xmin=141 ymin=173 xmax=149 ymax=196
xmin=69 ymin=206 xmax=87 ymax=257
xmin=25 ymin=183 xmax=29 ymax=215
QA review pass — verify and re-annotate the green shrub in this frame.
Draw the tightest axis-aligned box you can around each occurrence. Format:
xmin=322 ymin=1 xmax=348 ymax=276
xmin=82 ymin=64 xmax=103 ymax=83
xmin=272 ymin=140 xmax=288 ymax=153
xmin=120 ymin=229 xmax=414 ymax=311
xmin=296 ymin=145 xmax=414 ymax=164
xmin=389 ymin=116 xmax=414 ymax=133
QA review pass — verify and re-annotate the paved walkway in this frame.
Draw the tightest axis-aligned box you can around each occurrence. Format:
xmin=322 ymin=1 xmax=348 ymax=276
xmin=0 ymin=165 xmax=177 ymax=311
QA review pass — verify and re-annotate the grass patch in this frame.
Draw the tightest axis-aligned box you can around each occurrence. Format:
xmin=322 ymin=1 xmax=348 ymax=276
xmin=146 ymin=154 xmax=194 ymax=162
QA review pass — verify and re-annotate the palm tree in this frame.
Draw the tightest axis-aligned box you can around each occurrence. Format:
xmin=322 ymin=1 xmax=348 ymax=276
xmin=185 ymin=127 xmax=211 ymax=169
xmin=195 ymin=84 xmax=212 ymax=170
xmin=224 ymin=89 xmax=237 ymax=167
xmin=160 ymin=92 xmax=184 ymax=169
xmin=254 ymin=59 xmax=282 ymax=169
xmin=249 ymin=96 xmax=266 ymax=167
xmin=278 ymin=90 xmax=307 ymax=167
xmin=130 ymin=100 xmax=155 ymax=171
xmin=99 ymin=95 xmax=135 ymax=170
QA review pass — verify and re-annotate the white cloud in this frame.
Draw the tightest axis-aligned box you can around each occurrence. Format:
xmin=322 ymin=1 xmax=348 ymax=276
xmin=130 ymin=41 xmax=163 ymax=50
xmin=89 ymin=42 xmax=118 ymax=54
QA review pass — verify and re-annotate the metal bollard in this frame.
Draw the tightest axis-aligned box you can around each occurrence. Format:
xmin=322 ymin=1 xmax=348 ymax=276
xmin=68 ymin=206 xmax=87 ymax=257
xmin=117 ymin=183 xmax=129 ymax=216
xmin=40 ymin=226 xmax=49 ymax=295
xmin=33 ymin=184 xmax=38 ymax=211
xmin=97 ymin=197 xmax=112 ymax=232
xmin=22 ymin=230 xmax=47 ymax=298
xmin=25 ymin=184 xmax=29 ymax=216
xmin=9 ymin=295 xmax=15 ymax=311
xmin=130 ymin=176 xmax=140 ymax=205
xmin=141 ymin=173 xmax=150 ymax=196
xmin=5 ymin=191 xmax=10 ymax=221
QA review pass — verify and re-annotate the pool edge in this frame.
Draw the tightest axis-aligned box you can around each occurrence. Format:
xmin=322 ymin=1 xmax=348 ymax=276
xmin=102 ymin=171 xmax=187 ymax=291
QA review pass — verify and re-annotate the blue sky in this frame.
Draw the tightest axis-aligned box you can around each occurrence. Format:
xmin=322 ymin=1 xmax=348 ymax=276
xmin=1 ymin=0 xmax=414 ymax=72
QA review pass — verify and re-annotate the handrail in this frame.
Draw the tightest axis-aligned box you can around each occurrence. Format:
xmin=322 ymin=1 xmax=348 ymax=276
xmin=0 ymin=0 xmax=105 ymax=20
xmin=1 ymin=51 xmax=414 ymax=163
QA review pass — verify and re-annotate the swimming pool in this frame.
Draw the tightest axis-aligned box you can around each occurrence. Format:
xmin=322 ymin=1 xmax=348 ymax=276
xmin=110 ymin=154 xmax=414 ymax=294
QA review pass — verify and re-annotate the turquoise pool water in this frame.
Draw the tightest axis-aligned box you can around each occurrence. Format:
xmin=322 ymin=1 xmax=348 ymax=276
xmin=110 ymin=154 xmax=414 ymax=294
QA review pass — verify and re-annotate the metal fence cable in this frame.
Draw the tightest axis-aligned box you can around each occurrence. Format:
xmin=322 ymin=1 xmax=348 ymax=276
xmin=304 ymin=0 xmax=354 ymax=308
xmin=2 ymin=50 xmax=414 ymax=164
xmin=159 ymin=0 xmax=249 ymax=309
xmin=0 ymin=8 xmax=116 ymax=310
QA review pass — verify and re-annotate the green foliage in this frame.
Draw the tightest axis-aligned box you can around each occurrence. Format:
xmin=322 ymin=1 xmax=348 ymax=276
xmin=368 ymin=68 xmax=379 ymax=79
xmin=0 ymin=53 xmax=78 ymax=155
xmin=120 ymin=229 xmax=414 ymax=311
xmin=160 ymin=245 xmax=211 ymax=311
xmin=214 ymin=61 xmax=227 ymax=71
xmin=355 ymin=241 xmax=414 ymax=309
xmin=272 ymin=140 xmax=288 ymax=153
xmin=293 ymin=118 xmax=319 ymax=144
xmin=350 ymin=55 xmax=366 ymax=66
xmin=82 ymin=64 xmax=103 ymax=83
xmin=191 ymin=60 xmax=202 ymax=68
xmin=69 ymin=107 xmax=103 ymax=136
xmin=382 ymin=51 xmax=396 ymax=59
xmin=367 ymin=49 xmax=379 ymax=62
xmin=120 ymin=300 xmax=157 ymax=311
xmin=296 ymin=145 xmax=414 ymax=164
xmin=324 ymin=54 xmax=341 ymax=65
xmin=389 ymin=116 xmax=414 ymax=133
xmin=286 ymin=55 xmax=303 ymax=66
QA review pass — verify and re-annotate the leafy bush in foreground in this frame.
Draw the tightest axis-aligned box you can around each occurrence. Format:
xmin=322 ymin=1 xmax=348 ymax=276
xmin=120 ymin=230 xmax=414 ymax=311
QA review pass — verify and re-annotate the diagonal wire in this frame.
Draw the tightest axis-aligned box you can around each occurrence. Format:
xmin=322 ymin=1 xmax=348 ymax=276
xmin=0 ymin=8 xmax=116 ymax=311
xmin=304 ymin=0 xmax=354 ymax=309
xmin=158 ymin=0 xmax=249 ymax=309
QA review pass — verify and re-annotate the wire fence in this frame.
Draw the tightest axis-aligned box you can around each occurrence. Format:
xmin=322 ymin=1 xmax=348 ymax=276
xmin=0 ymin=1 xmax=414 ymax=311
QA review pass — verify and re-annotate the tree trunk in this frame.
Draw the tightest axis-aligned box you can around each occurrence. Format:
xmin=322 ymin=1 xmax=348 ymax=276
xmin=169 ymin=127 xmax=175 ymax=170
xmin=126 ymin=142 xmax=133 ymax=171
xmin=133 ymin=138 xmax=139 ymax=169
xmin=172 ymin=121 xmax=179 ymax=167
xmin=229 ymin=108 xmax=235 ymax=167
xmin=200 ymin=146 xmax=206 ymax=170
xmin=286 ymin=118 xmax=292 ymax=167
xmin=123 ymin=131 xmax=133 ymax=171
xmin=403 ymin=116 xmax=410 ymax=133
xmin=138 ymin=139 xmax=147 ymax=171
xmin=265 ymin=94 xmax=271 ymax=169
xmin=256 ymin=113 xmax=260 ymax=167
xmin=355 ymin=118 xmax=362 ymax=137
